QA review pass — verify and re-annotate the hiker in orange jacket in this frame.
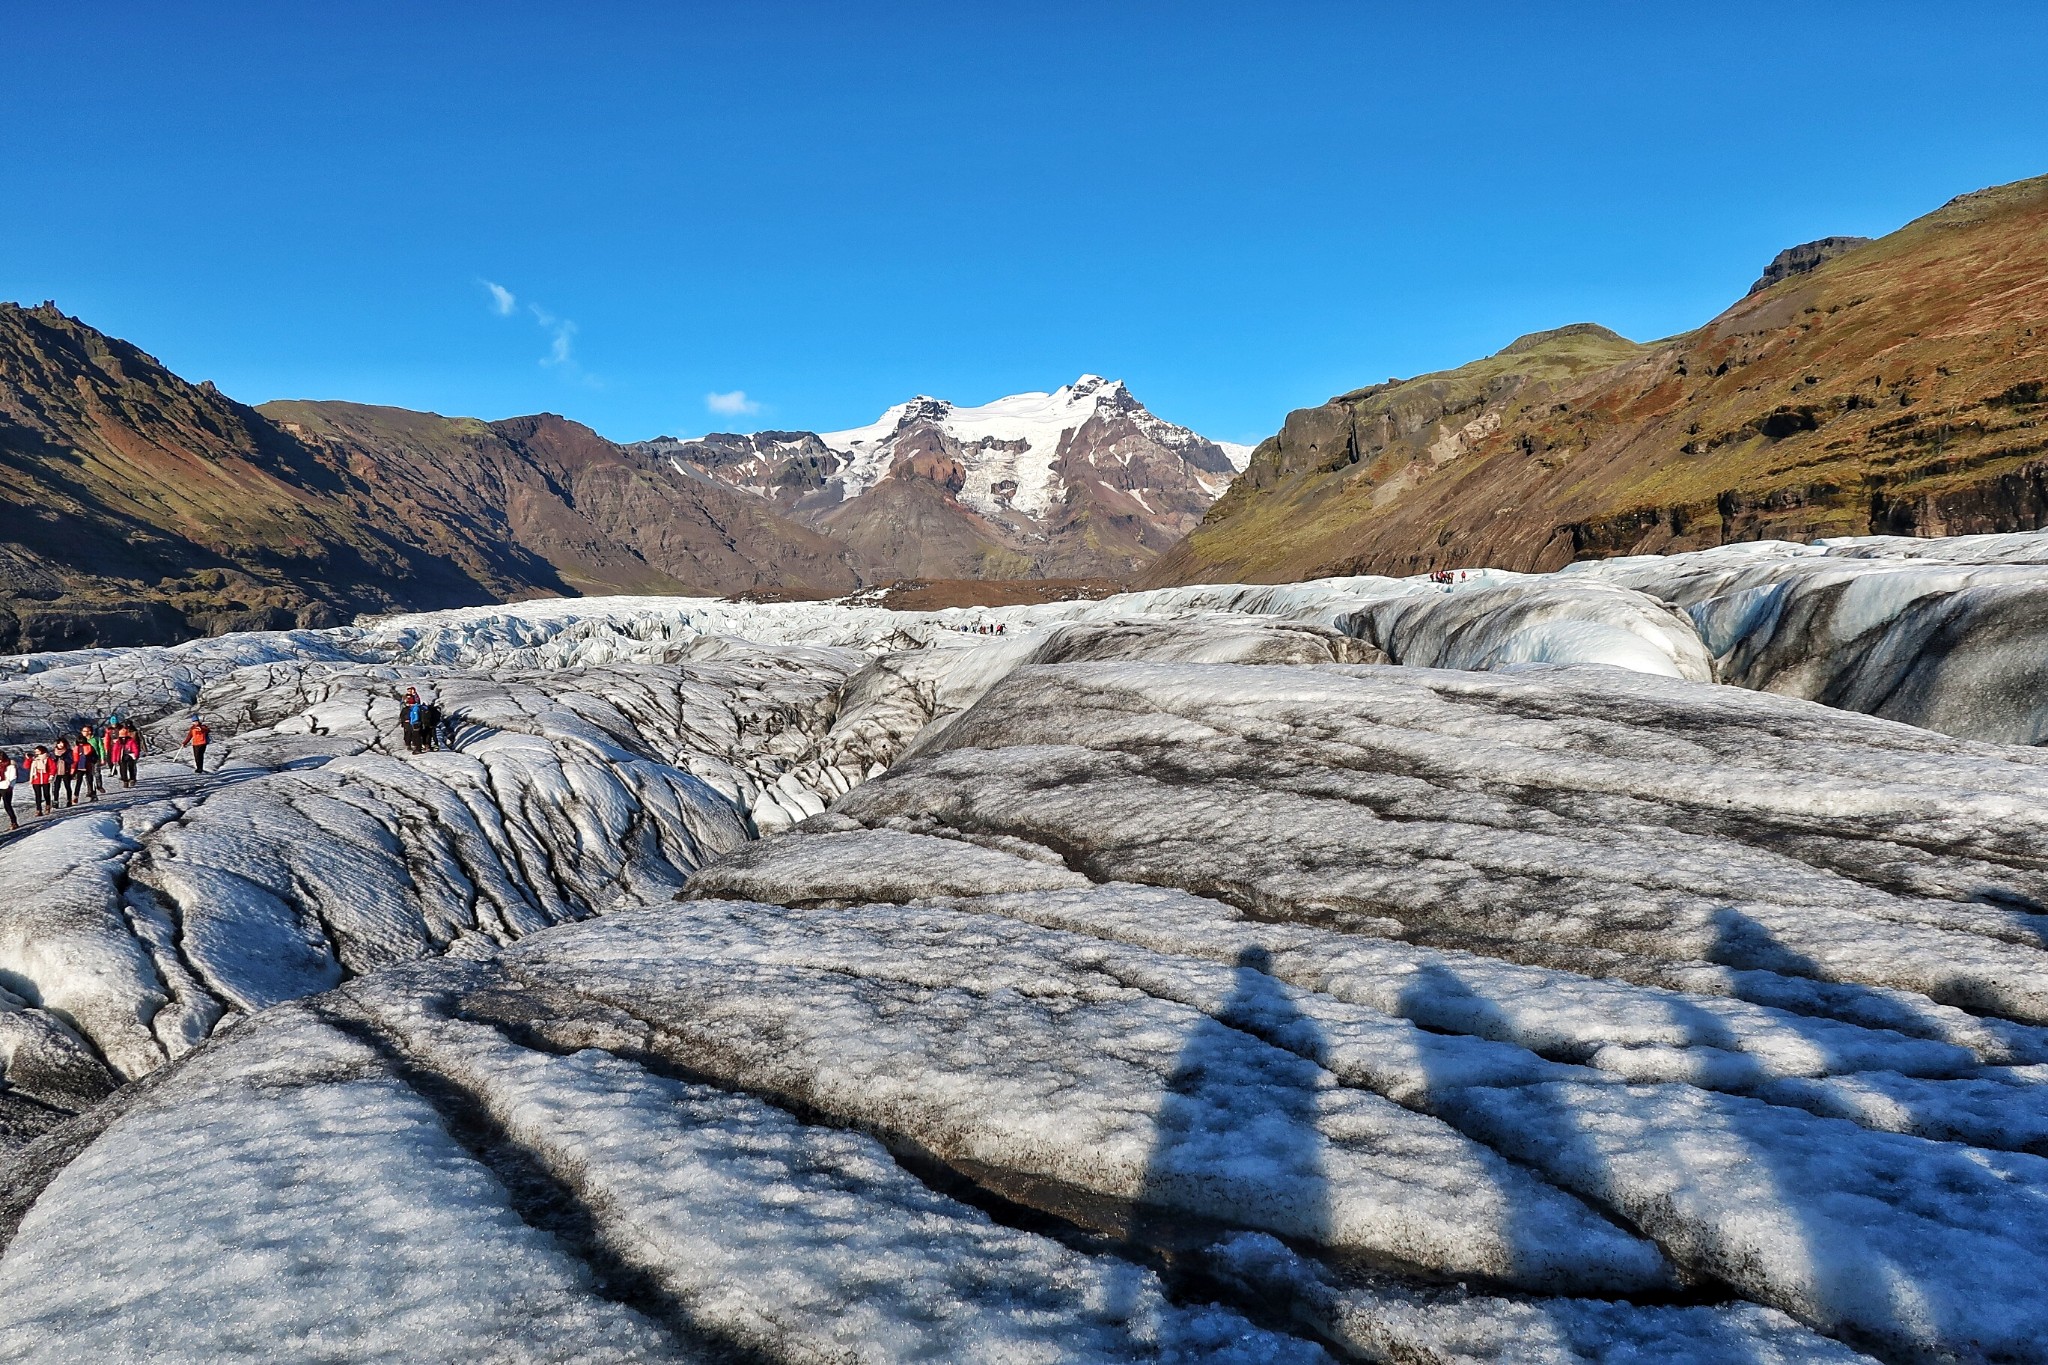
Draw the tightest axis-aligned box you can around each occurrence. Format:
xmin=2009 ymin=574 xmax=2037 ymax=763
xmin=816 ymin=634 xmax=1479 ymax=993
xmin=71 ymin=730 xmax=101 ymax=802
xmin=183 ymin=717 xmax=211 ymax=774
xmin=77 ymin=723 xmax=107 ymax=796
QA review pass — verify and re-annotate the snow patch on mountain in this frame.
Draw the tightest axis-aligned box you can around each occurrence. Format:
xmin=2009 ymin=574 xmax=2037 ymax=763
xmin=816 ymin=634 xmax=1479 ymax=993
xmin=815 ymin=375 xmax=1212 ymax=520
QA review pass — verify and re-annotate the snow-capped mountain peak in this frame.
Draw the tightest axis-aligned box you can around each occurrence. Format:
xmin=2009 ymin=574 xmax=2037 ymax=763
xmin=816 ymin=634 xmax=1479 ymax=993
xmin=813 ymin=375 xmax=1228 ymax=520
xmin=635 ymin=376 xmax=1249 ymax=582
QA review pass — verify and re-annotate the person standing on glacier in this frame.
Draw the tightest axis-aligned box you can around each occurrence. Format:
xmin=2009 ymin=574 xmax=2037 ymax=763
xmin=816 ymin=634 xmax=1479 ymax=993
xmin=0 ymin=751 xmax=16 ymax=831
xmin=182 ymin=717 xmax=210 ymax=774
xmin=115 ymin=723 xmax=141 ymax=788
xmin=399 ymin=687 xmax=424 ymax=753
xmin=78 ymin=722 xmax=107 ymax=796
xmin=51 ymin=738 xmax=76 ymax=807
xmin=98 ymin=718 xmax=120 ymax=784
xmin=26 ymin=746 xmax=53 ymax=816
xmin=71 ymin=730 xmax=101 ymax=801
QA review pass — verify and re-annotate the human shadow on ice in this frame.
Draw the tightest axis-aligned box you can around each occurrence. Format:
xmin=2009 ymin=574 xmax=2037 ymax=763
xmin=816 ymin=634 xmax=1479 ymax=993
xmin=1421 ymin=911 xmax=2048 ymax=1362
xmin=1387 ymin=963 xmax=1711 ymax=1305
xmin=1113 ymin=946 xmax=1332 ymax=1316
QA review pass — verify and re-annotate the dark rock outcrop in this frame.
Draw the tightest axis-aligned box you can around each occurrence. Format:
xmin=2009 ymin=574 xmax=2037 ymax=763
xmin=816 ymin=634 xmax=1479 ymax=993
xmin=1745 ymin=235 xmax=1874 ymax=294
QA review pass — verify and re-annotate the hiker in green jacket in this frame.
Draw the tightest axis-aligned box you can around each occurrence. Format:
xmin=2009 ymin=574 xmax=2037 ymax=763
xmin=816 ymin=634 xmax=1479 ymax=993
xmin=78 ymin=722 xmax=109 ymax=796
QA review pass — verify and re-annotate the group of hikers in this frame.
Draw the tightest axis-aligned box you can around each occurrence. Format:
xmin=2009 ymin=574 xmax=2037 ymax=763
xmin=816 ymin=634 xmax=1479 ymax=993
xmin=0 ymin=715 xmax=211 ymax=832
xmin=399 ymin=688 xmax=444 ymax=754
xmin=0 ymin=686 xmax=442 ymax=835
xmin=955 ymin=623 xmax=1008 ymax=635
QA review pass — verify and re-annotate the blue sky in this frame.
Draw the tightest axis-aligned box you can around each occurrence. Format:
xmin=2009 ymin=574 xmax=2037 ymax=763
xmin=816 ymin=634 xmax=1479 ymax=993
xmin=5 ymin=3 xmax=2045 ymax=445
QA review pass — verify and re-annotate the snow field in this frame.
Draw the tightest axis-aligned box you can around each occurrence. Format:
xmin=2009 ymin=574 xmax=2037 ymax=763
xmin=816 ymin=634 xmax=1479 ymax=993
xmin=693 ymin=829 xmax=2048 ymax=1359
xmin=1205 ymin=1231 xmax=1879 ymax=1364
xmin=681 ymin=654 xmax=2048 ymax=1361
xmin=0 ymin=1007 xmax=681 ymax=1363
xmin=0 ymin=648 xmax=858 ymax=1122
xmin=339 ymin=962 xmax=1328 ymax=1363
xmin=837 ymin=663 xmax=2048 ymax=1020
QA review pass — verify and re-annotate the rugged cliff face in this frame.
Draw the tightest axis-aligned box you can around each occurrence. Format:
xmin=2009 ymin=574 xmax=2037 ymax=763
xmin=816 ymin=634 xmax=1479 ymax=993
xmin=1148 ymin=173 xmax=2048 ymax=586
xmin=0 ymin=304 xmax=858 ymax=650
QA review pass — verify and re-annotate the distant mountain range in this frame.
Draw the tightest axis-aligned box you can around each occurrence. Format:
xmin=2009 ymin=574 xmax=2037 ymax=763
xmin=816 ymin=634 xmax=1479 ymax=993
xmin=0 ymin=306 xmax=1241 ymax=649
xmin=0 ymin=305 xmax=866 ymax=650
xmin=1147 ymin=173 xmax=2048 ymax=585
xmin=631 ymin=377 xmax=1250 ymax=581
xmin=6 ymin=171 xmax=2046 ymax=650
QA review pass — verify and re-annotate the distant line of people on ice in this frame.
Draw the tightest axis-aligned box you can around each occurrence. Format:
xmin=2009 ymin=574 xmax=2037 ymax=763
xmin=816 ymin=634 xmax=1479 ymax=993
xmin=0 ymin=714 xmax=210 ymax=833
xmin=954 ymin=623 xmax=1007 ymax=635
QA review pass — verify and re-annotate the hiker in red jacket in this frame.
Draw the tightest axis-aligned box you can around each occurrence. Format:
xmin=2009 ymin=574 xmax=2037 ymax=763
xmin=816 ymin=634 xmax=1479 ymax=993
xmin=27 ymin=746 xmax=53 ymax=816
xmin=115 ymin=724 xmax=141 ymax=787
xmin=183 ymin=717 xmax=211 ymax=774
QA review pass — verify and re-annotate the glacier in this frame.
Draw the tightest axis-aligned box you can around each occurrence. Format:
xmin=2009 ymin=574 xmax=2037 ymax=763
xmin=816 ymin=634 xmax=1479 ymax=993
xmin=3 ymin=531 xmax=2048 ymax=1359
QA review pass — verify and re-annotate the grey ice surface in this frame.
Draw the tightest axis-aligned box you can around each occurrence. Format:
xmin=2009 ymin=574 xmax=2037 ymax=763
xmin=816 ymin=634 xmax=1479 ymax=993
xmin=4 ymin=534 xmax=2048 ymax=1361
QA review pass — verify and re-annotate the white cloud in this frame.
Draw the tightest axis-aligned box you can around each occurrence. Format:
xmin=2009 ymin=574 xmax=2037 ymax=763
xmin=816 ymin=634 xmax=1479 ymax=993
xmin=542 ymin=319 xmax=578 ymax=367
xmin=705 ymin=390 xmax=762 ymax=418
xmin=480 ymin=283 xmax=593 ymax=382
xmin=525 ymin=303 xmax=578 ymax=368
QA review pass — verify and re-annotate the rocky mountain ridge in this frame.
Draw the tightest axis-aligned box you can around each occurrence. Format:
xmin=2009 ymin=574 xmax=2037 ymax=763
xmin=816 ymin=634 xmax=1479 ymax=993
xmin=0 ymin=303 xmax=856 ymax=650
xmin=1149 ymin=173 xmax=2048 ymax=586
xmin=0 ymin=303 xmax=1247 ymax=649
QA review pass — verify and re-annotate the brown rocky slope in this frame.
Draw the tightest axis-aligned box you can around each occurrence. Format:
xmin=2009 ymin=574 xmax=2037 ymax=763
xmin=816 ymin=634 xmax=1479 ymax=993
xmin=261 ymin=402 xmax=858 ymax=602
xmin=1146 ymin=173 xmax=2048 ymax=585
xmin=0 ymin=304 xmax=856 ymax=650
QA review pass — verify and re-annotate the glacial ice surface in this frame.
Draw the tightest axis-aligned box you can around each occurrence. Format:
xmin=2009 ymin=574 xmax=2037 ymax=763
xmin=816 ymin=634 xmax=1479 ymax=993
xmin=5 ymin=532 xmax=2048 ymax=1359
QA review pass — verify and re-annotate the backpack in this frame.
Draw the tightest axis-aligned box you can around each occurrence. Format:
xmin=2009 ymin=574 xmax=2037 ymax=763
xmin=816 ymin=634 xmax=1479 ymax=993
xmin=407 ymin=703 xmax=423 ymax=727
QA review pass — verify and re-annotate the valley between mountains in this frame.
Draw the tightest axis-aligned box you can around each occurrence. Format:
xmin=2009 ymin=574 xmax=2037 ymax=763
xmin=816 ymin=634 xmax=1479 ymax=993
xmin=5 ymin=172 xmax=2044 ymax=655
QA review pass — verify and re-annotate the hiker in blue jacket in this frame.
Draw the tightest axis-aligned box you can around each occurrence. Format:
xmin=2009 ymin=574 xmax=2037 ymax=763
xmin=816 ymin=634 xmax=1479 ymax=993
xmin=399 ymin=687 xmax=424 ymax=754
